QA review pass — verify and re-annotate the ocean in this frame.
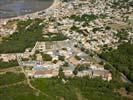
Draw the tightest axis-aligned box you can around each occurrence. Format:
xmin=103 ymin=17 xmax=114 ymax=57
xmin=0 ymin=0 xmax=53 ymax=18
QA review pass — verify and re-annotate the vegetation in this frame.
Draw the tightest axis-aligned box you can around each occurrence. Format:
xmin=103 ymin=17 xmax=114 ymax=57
xmin=0 ymin=19 xmax=44 ymax=53
xmin=58 ymin=55 xmax=65 ymax=61
xmin=0 ymin=75 xmax=131 ymax=100
xmin=63 ymin=61 xmax=69 ymax=67
xmin=76 ymin=64 xmax=89 ymax=71
xmin=0 ymin=19 xmax=67 ymax=54
xmin=70 ymin=14 xmax=98 ymax=22
xmin=70 ymin=25 xmax=81 ymax=32
xmin=58 ymin=67 xmax=65 ymax=78
xmin=0 ymin=83 xmax=48 ymax=100
xmin=41 ymin=53 xmax=52 ymax=61
xmin=115 ymin=29 xmax=128 ymax=40
xmin=75 ymin=55 xmax=81 ymax=60
xmin=43 ymin=33 xmax=68 ymax=41
xmin=31 ymin=77 xmax=130 ymax=100
xmin=0 ymin=60 xmax=19 ymax=69
xmin=30 ymin=54 xmax=37 ymax=60
xmin=61 ymin=0 xmax=71 ymax=2
xmin=73 ymin=64 xmax=89 ymax=75
xmin=126 ymin=84 xmax=133 ymax=93
xmin=21 ymin=58 xmax=29 ymax=61
xmin=0 ymin=72 xmax=25 ymax=86
xmin=92 ymin=27 xmax=102 ymax=33
xmin=99 ymin=42 xmax=133 ymax=82
xmin=111 ymin=0 xmax=132 ymax=10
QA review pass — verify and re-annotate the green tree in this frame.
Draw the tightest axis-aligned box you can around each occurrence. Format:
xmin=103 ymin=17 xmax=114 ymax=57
xmin=42 ymin=54 xmax=52 ymax=61
xmin=58 ymin=67 xmax=64 ymax=78
xmin=73 ymin=69 xmax=78 ymax=75
xmin=58 ymin=55 xmax=65 ymax=61
xmin=75 ymin=55 xmax=81 ymax=60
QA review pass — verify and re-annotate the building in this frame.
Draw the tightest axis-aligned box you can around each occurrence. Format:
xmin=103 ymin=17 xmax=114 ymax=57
xmin=77 ymin=70 xmax=92 ymax=77
xmin=76 ymin=69 xmax=112 ymax=81
xmin=33 ymin=69 xmax=59 ymax=78
xmin=32 ymin=39 xmax=75 ymax=53
xmin=92 ymin=70 xmax=112 ymax=81
xmin=63 ymin=63 xmax=75 ymax=77
xmin=90 ymin=64 xmax=104 ymax=70
xmin=0 ymin=54 xmax=17 ymax=62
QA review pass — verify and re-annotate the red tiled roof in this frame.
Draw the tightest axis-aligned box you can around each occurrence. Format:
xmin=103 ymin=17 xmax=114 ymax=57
xmin=34 ymin=70 xmax=53 ymax=75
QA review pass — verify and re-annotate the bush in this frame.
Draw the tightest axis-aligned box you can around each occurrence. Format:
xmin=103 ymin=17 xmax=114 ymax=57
xmin=0 ymin=72 xmax=25 ymax=86
xmin=0 ymin=60 xmax=19 ymax=69
xmin=58 ymin=55 xmax=65 ymax=61
xmin=75 ymin=55 xmax=81 ymax=60
xmin=42 ymin=54 xmax=52 ymax=61
xmin=99 ymin=42 xmax=133 ymax=82
xmin=126 ymin=84 xmax=133 ymax=93
xmin=70 ymin=14 xmax=98 ymax=22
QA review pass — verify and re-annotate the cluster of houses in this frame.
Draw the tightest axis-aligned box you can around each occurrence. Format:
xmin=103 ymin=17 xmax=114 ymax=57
xmin=0 ymin=38 xmax=112 ymax=81
xmin=0 ymin=20 xmax=17 ymax=37
xmin=1 ymin=0 xmax=132 ymax=82
xmin=36 ymin=0 xmax=132 ymax=53
xmin=25 ymin=61 xmax=112 ymax=81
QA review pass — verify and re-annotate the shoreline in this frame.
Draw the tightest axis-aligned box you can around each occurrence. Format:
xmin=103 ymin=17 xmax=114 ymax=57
xmin=0 ymin=0 xmax=60 ymax=22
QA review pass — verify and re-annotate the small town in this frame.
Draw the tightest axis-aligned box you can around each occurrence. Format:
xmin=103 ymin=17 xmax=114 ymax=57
xmin=0 ymin=0 xmax=133 ymax=100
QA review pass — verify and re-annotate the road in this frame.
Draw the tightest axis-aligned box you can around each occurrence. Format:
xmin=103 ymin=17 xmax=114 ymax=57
xmin=17 ymin=56 xmax=49 ymax=97
xmin=20 ymin=62 xmax=48 ymax=96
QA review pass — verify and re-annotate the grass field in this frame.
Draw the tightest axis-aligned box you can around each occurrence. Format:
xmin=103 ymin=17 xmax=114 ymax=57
xmin=0 ymin=83 xmax=48 ymax=100
xmin=31 ymin=77 xmax=130 ymax=100
xmin=0 ymin=76 xmax=132 ymax=100
xmin=0 ymin=72 xmax=25 ymax=86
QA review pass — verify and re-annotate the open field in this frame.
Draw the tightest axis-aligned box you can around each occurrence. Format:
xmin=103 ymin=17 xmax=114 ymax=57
xmin=0 ymin=72 xmax=25 ymax=86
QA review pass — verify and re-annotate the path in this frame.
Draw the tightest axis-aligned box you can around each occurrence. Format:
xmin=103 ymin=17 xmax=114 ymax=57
xmin=75 ymin=89 xmax=87 ymax=100
xmin=20 ymin=63 xmax=48 ymax=96
xmin=17 ymin=56 xmax=49 ymax=97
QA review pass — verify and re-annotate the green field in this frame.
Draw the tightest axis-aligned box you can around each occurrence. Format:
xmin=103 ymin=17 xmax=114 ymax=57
xmin=0 ymin=72 xmax=25 ymax=86
xmin=0 ymin=60 xmax=19 ymax=69
xmin=0 ymin=19 xmax=67 ymax=54
xmin=0 ymin=83 xmax=48 ymax=100
xmin=31 ymin=77 xmax=130 ymax=100
xmin=0 ymin=76 xmax=132 ymax=100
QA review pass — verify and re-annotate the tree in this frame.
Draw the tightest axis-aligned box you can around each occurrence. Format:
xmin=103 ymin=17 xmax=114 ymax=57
xmin=105 ymin=26 xmax=111 ymax=30
xmin=0 ymin=60 xmax=19 ymax=69
xmin=35 ymin=50 xmax=40 ymax=54
xmin=63 ymin=61 xmax=69 ymax=67
xmin=99 ymin=42 xmax=133 ymax=82
xmin=30 ymin=54 xmax=36 ymax=60
xmin=128 ymin=72 xmax=133 ymax=82
xmin=42 ymin=54 xmax=52 ymax=61
xmin=52 ymin=60 xmax=58 ymax=64
xmin=58 ymin=55 xmax=65 ymax=61
xmin=75 ymin=55 xmax=81 ymax=60
xmin=58 ymin=67 xmax=64 ymax=78
xmin=73 ymin=69 xmax=78 ymax=75
xmin=126 ymin=84 xmax=133 ymax=93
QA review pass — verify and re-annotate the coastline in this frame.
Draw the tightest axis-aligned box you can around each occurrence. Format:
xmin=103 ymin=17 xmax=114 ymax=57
xmin=0 ymin=0 xmax=60 ymax=23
